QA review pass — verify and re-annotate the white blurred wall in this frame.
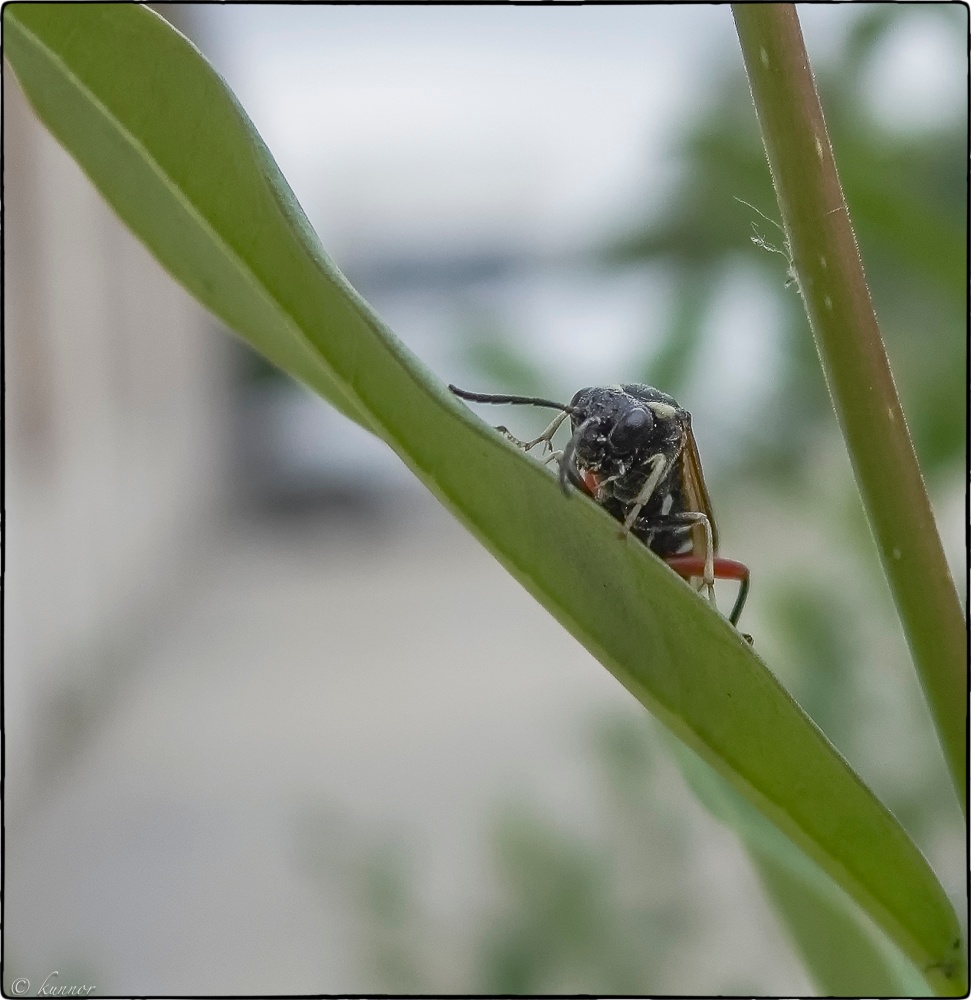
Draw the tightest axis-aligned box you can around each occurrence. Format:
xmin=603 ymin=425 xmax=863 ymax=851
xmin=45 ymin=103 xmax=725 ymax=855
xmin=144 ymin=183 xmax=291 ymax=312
xmin=4 ymin=69 xmax=230 ymax=811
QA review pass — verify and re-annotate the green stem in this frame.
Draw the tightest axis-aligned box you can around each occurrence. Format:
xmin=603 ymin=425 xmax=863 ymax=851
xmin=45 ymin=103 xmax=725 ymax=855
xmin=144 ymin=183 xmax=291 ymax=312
xmin=732 ymin=4 xmax=967 ymax=820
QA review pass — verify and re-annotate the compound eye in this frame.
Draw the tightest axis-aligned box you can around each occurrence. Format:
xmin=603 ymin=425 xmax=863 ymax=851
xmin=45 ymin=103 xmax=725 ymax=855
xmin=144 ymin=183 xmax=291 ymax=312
xmin=608 ymin=406 xmax=653 ymax=453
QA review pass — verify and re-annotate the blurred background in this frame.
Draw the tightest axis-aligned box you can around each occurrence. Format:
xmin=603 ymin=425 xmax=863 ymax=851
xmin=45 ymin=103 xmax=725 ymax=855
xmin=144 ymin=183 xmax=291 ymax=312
xmin=4 ymin=4 xmax=966 ymax=995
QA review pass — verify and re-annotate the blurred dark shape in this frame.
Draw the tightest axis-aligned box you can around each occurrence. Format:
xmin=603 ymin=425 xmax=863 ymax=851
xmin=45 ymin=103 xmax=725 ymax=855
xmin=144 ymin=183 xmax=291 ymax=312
xmin=346 ymin=245 xmax=526 ymax=296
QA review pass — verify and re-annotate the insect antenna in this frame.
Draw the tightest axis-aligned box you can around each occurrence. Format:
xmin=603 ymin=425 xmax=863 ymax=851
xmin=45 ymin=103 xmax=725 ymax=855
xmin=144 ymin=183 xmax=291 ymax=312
xmin=449 ymin=384 xmax=575 ymax=414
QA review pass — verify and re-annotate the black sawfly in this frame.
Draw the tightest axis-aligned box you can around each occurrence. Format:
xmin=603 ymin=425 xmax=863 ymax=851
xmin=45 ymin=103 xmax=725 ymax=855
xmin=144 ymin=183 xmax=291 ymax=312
xmin=450 ymin=383 xmax=750 ymax=630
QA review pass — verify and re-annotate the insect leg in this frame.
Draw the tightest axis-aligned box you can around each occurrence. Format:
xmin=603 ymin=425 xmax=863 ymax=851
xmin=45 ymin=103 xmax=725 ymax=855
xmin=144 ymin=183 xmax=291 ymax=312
xmin=493 ymin=409 xmax=568 ymax=454
xmin=620 ymin=454 xmax=668 ymax=535
xmin=637 ymin=511 xmax=716 ymax=605
xmin=665 ymin=555 xmax=750 ymax=626
xmin=693 ymin=513 xmax=716 ymax=605
xmin=524 ymin=411 xmax=569 ymax=453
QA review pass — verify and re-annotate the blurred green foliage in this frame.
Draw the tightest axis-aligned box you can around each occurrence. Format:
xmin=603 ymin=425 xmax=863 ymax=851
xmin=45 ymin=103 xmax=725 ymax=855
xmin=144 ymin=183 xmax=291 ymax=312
xmin=346 ymin=714 xmax=715 ymax=995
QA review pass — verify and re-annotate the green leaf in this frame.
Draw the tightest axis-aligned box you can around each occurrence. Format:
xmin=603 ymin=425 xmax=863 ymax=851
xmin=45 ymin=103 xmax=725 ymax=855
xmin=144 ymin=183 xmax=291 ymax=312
xmin=670 ymin=737 xmax=934 ymax=997
xmin=5 ymin=5 xmax=963 ymax=993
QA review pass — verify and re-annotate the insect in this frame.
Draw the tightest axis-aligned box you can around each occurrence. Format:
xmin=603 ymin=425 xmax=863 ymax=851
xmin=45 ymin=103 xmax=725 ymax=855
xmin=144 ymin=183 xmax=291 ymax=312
xmin=449 ymin=383 xmax=750 ymax=629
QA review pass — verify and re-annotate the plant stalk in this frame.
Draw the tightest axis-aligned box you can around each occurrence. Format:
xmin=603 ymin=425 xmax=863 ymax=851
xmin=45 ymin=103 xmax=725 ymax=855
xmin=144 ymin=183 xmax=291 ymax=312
xmin=732 ymin=3 xmax=967 ymax=821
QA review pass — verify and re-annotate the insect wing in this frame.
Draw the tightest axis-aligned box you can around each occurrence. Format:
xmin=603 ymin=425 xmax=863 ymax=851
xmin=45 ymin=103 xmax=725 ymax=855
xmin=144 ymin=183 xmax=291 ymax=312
xmin=680 ymin=425 xmax=719 ymax=556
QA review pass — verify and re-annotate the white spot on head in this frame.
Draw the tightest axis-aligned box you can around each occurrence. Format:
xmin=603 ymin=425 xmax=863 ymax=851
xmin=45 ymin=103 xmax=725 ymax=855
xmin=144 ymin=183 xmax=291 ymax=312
xmin=824 ymin=295 xmax=833 ymax=309
xmin=661 ymin=492 xmax=674 ymax=515
xmin=760 ymin=47 xmax=769 ymax=68
xmin=647 ymin=402 xmax=678 ymax=419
